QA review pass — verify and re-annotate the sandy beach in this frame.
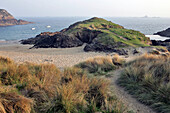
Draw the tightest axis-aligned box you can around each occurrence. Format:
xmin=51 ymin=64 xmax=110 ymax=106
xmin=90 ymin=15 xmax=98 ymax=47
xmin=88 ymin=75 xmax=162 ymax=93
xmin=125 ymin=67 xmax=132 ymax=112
xmin=0 ymin=42 xmax=109 ymax=69
xmin=0 ymin=41 xmax=155 ymax=69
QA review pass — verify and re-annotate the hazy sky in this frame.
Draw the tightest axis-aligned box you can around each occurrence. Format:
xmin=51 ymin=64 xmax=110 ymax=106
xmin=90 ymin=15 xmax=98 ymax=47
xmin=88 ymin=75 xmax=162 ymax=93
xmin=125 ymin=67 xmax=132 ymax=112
xmin=1 ymin=0 xmax=170 ymax=17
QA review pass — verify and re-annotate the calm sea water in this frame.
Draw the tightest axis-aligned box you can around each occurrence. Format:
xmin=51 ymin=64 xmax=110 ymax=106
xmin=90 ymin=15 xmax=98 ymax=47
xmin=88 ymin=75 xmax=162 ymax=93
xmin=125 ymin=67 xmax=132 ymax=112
xmin=0 ymin=17 xmax=170 ymax=41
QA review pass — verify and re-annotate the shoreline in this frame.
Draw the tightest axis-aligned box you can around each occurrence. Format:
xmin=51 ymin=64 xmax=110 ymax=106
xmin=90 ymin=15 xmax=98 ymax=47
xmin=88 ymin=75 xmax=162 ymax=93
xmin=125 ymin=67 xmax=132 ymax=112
xmin=146 ymin=35 xmax=170 ymax=41
xmin=0 ymin=34 xmax=169 ymax=44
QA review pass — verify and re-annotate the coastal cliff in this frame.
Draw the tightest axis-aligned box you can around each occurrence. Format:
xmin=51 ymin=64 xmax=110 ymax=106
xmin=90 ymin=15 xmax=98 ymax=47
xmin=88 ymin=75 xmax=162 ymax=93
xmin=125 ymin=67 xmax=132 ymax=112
xmin=0 ymin=9 xmax=32 ymax=26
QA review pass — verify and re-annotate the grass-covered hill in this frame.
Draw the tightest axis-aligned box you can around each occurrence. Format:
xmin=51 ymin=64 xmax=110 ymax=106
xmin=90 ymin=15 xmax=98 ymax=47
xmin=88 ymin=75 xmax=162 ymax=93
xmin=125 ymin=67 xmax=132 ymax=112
xmin=63 ymin=17 xmax=151 ymax=47
xmin=21 ymin=17 xmax=151 ymax=54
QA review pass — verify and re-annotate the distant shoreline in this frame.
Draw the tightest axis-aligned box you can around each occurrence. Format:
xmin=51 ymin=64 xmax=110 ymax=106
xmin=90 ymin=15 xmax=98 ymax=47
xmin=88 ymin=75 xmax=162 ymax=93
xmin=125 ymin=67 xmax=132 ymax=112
xmin=0 ymin=35 xmax=169 ymax=45
xmin=146 ymin=35 xmax=170 ymax=41
xmin=0 ymin=40 xmax=20 ymax=45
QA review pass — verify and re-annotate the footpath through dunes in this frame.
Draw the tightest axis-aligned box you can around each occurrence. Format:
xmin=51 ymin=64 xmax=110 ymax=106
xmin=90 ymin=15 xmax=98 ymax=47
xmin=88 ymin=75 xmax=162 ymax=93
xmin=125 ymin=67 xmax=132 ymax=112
xmin=109 ymin=69 xmax=156 ymax=113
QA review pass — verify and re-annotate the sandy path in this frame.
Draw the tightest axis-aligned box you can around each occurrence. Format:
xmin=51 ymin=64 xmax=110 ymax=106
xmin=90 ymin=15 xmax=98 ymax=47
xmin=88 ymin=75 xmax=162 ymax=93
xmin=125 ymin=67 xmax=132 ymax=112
xmin=109 ymin=69 xmax=156 ymax=113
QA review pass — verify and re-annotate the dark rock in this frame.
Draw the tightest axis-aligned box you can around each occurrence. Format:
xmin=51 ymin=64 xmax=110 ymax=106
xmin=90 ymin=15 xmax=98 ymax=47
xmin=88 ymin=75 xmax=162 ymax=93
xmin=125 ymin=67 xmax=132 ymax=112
xmin=21 ymin=32 xmax=60 ymax=45
xmin=84 ymin=38 xmax=128 ymax=55
xmin=32 ymin=33 xmax=83 ymax=48
xmin=154 ymin=28 xmax=170 ymax=37
xmin=0 ymin=9 xmax=32 ymax=26
xmin=151 ymin=40 xmax=170 ymax=46
xmin=71 ymin=29 xmax=102 ymax=43
xmin=133 ymin=49 xmax=140 ymax=54
xmin=151 ymin=39 xmax=170 ymax=52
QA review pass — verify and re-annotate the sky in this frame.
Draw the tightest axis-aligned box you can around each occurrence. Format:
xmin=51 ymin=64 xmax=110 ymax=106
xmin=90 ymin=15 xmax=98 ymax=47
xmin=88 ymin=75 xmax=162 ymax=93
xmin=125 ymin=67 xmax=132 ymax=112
xmin=0 ymin=0 xmax=170 ymax=17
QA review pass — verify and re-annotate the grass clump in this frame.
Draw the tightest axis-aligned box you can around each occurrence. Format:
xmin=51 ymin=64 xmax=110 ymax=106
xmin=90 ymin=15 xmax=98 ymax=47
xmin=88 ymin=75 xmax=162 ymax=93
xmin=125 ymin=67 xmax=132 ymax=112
xmin=118 ymin=54 xmax=170 ymax=113
xmin=76 ymin=55 xmax=125 ymax=76
xmin=0 ymin=56 xmax=128 ymax=113
xmin=0 ymin=92 xmax=33 ymax=113
xmin=44 ymin=67 xmax=127 ymax=113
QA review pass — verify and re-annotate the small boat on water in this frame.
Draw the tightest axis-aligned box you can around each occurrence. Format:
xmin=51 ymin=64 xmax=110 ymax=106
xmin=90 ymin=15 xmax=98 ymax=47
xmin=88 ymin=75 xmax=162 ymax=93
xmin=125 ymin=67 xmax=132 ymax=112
xmin=46 ymin=25 xmax=51 ymax=28
xmin=31 ymin=28 xmax=36 ymax=30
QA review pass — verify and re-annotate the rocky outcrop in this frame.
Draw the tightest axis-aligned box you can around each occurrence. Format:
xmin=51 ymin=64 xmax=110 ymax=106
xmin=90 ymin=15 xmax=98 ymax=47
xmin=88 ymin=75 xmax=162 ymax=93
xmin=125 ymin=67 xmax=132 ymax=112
xmin=21 ymin=30 xmax=101 ymax=49
xmin=0 ymin=9 xmax=32 ymax=26
xmin=32 ymin=33 xmax=83 ymax=48
xmin=21 ymin=17 xmax=151 ymax=55
xmin=84 ymin=37 xmax=128 ymax=55
xmin=151 ymin=39 xmax=170 ymax=51
xmin=154 ymin=28 xmax=170 ymax=37
xmin=21 ymin=32 xmax=61 ymax=45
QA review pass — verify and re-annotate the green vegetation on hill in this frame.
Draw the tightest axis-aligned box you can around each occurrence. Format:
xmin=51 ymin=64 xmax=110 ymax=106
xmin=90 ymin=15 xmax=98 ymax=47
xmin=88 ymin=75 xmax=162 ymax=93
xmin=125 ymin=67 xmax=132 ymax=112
xmin=118 ymin=54 xmax=170 ymax=113
xmin=64 ymin=17 xmax=151 ymax=47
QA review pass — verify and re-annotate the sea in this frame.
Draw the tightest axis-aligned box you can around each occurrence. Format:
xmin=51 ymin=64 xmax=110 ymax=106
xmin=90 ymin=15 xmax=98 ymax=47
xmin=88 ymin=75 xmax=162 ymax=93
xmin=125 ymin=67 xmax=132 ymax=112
xmin=0 ymin=17 xmax=170 ymax=41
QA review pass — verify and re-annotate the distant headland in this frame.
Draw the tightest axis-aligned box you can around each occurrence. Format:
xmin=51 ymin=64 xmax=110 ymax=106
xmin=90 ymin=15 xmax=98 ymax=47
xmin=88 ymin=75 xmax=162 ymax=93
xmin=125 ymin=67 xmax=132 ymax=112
xmin=0 ymin=9 xmax=33 ymax=26
xmin=21 ymin=17 xmax=152 ymax=55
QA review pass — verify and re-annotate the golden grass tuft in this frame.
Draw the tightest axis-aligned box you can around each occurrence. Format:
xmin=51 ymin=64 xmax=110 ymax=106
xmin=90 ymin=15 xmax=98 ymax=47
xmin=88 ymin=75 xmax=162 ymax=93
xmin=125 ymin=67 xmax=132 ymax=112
xmin=87 ymin=56 xmax=113 ymax=65
xmin=0 ymin=92 xmax=33 ymax=113
xmin=112 ymin=54 xmax=126 ymax=66
xmin=0 ymin=56 xmax=13 ymax=64
xmin=76 ymin=55 xmax=125 ymax=75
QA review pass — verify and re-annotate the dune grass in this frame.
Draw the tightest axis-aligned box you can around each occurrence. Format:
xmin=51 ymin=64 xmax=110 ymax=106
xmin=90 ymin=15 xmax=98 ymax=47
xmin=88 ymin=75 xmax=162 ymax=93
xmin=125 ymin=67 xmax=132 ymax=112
xmin=76 ymin=55 xmax=125 ymax=76
xmin=118 ymin=54 xmax=170 ymax=113
xmin=0 ymin=56 xmax=129 ymax=113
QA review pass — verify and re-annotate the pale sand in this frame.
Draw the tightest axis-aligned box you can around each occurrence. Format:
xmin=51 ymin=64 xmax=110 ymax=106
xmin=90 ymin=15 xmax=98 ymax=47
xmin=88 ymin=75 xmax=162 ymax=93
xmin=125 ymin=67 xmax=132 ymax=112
xmin=0 ymin=43 xmax=108 ymax=69
xmin=0 ymin=42 xmax=154 ymax=69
